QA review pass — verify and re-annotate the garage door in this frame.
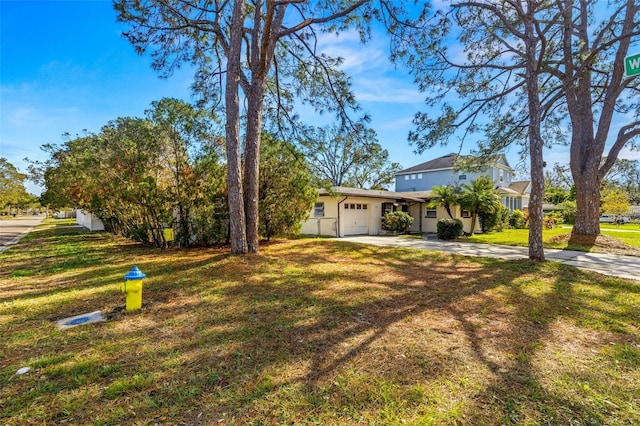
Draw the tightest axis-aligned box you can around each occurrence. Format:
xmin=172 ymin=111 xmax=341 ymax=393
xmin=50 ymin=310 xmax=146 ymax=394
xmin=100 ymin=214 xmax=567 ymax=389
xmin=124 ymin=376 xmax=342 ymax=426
xmin=343 ymin=203 xmax=369 ymax=235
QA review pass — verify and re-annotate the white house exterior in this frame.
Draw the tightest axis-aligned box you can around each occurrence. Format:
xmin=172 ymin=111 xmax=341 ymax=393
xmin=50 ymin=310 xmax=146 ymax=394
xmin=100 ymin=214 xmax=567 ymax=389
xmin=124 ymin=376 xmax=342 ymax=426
xmin=300 ymin=187 xmax=484 ymax=237
xmin=300 ymin=187 xmax=423 ymax=237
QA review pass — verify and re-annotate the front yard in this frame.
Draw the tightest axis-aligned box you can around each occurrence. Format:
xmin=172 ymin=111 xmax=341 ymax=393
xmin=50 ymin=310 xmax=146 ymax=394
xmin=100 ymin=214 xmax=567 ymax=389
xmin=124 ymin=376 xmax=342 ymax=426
xmin=1 ymin=219 xmax=639 ymax=424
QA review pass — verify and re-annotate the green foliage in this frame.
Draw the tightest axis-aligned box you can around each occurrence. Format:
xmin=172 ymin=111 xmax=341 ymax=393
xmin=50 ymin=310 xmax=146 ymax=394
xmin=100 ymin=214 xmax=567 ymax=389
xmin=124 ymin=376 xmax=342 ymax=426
xmin=558 ymin=200 xmax=576 ymax=224
xmin=601 ymin=189 xmax=630 ymax=221
xmin=509 ymin=209 xmax=528 ymax=229
xmin=436 ymin=218 xmax=463 ymax=240
xmin=381 ymin=211 xmax=414 ymax=233
xmin=300 ymin=124 xmax=401 ymax=190
xmin=458 ymin=175 xmax=502 ymax=234
xmin=479 ymin=204 xmax=509 ymax=233
xmin=428 ymin=185 xmax=459 ymax=219
xmin=0 ymin=158 xmax=34 ymax=212
xmin=259 ymin=134 xmax=317 ymax=241
xmin=543 ymin=211 xmax=564 ymax=229
xmin=38 ymin=99 xmax=225 ymax=248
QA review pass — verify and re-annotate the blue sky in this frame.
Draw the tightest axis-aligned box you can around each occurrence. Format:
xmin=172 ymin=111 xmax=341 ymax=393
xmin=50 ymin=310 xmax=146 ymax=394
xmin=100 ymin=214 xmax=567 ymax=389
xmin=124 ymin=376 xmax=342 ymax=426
xmin=1 ymin=1 xmax=636 ymax=195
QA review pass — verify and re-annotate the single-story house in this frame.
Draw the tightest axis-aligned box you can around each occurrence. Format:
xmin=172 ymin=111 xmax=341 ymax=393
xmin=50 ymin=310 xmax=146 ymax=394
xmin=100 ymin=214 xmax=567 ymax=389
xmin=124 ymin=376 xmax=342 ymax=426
xmin=300 ymin=186 xmax=485 ymax=237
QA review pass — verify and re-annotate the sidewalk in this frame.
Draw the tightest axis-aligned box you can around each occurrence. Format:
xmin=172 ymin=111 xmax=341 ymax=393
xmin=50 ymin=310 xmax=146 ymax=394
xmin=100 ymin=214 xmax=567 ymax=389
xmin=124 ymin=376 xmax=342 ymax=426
xmin=339 ymin=235 xmax=640 ymax=281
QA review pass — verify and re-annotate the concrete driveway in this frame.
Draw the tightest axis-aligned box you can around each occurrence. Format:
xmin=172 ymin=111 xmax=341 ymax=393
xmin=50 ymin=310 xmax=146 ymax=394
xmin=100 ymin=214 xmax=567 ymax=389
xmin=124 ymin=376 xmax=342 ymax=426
xmin=0 ymin=214 xmax=46 ymax=254
xmin=339 ymin=235 xmax=640 ymax=281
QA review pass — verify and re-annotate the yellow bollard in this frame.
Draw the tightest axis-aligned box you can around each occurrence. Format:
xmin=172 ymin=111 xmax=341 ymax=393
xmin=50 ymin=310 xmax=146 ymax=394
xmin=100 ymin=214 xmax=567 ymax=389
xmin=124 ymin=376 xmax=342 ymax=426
xmin=121 ymin=266 xmax=146 ymax=311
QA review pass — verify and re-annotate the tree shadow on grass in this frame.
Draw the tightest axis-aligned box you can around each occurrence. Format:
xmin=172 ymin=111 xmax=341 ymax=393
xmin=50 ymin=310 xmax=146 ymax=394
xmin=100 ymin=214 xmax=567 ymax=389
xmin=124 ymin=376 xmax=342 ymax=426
xmin=3 ymin=237 xmax=640 ymax=425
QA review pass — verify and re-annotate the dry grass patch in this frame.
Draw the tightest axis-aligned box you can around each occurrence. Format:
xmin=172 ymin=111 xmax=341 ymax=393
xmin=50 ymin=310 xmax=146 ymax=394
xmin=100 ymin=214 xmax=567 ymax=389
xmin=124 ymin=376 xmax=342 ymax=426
xmin=1 ymin=222 xmax=639 ymax=425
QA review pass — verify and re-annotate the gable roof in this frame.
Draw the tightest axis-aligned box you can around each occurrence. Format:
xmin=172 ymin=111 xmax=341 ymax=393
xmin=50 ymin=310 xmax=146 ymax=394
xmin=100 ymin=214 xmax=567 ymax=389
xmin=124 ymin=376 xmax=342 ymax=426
xmin=397 ymin=153 xmax=512 ymax=175
xmin=396 ymin=153 xmax=462 ymax=175
xmin=509 ymin=181 xmax=531 ymax=194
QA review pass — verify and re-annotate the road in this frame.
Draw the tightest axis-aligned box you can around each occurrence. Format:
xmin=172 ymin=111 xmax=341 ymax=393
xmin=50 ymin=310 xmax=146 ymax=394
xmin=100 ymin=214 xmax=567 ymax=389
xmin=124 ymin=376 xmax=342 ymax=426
xmin=0 ymin=214 xmax=46 ymax=254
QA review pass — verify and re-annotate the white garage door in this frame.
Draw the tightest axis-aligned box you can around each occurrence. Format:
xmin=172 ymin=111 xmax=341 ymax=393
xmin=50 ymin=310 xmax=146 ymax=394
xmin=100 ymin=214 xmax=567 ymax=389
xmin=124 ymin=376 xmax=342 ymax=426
xmin=343 ymin=203 xmax=369 ymax=235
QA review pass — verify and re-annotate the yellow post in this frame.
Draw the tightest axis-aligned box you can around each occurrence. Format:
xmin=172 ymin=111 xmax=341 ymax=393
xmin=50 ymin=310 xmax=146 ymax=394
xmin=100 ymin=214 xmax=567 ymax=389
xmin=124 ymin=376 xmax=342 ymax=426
xmin=122 ymin=266 xmax=146 ymax=311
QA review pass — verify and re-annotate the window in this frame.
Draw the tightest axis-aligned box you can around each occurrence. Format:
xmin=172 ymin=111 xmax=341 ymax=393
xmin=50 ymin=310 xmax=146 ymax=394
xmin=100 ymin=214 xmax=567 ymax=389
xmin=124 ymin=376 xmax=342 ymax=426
xmin=405 ymin=175 xmax=410 ymax=180
xmin=462 ymin=210 xmax=471 ymax=218
xmin=345 ymin=203 xmax=367 ymax=210
xmin=382 ymin=202 xmax=395 ymax=215
xmin=411 ymin=174 xmax=416 ymax=180
xmin=425 ymin=208 xmax=437 ymax=218
xmin=417 ymin=173 xmax=423 ymax=179
xmin=313 ymin=202 xmax=324 ymax=217
xmin=459 ymin=174 xmax=467 ymax=180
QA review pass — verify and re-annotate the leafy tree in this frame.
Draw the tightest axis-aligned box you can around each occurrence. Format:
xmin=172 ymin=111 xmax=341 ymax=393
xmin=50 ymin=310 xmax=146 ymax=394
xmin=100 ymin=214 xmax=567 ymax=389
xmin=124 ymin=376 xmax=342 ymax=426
xmin=146 ymin=98 xmax=220 ymax=247
xmin=601 ymin=189 xmax=630 ymax=223
xmin=602 ymin=158 xmax=640 ymax=205
xmin=300 ymin=124 xmax=400 ymax=190
xmin=401 ymin=0 xmax=640 ymax=259
xmin=114 ymin=0 xmax=428 ymax=254
xmin=427 ymin=185 xmax=459 ymax=219
xmin=459 ymin=175 xmax=502 ymax=235
xmin=0 ymin=158 xmax=32 ymax=213
xmin=400 ymin=0 xmax=551 ymax=260
xmin=258 ymin=133 xmax=316 ymax=241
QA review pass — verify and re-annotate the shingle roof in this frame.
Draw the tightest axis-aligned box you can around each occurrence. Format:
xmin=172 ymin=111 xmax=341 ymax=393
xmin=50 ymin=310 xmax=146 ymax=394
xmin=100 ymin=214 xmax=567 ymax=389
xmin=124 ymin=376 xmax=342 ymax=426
xmin=396 ymin=153 xmax=462 ymax=174
xmin=509 ymin=181 xmax=531 ymax=194
xmin=318 ymin=187 xmax=426 ymax=202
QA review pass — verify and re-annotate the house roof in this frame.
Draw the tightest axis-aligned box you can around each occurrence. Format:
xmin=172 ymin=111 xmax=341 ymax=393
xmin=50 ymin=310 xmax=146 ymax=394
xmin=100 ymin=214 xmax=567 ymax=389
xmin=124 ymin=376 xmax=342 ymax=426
xmin=318 ymin=187 xmax=426 ymax=202
xmin=396 ymin=153 xmax=461 ymax=175
xmin=509 ymin=181 xmax=531 ymax=194
xmin=396 ymin=152 xmax=512 ymax=175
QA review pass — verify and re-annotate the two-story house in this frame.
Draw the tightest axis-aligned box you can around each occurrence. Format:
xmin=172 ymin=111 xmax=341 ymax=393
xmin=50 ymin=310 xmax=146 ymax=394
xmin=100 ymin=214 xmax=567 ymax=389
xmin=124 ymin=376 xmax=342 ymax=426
xmin=395 ymin=153 xmax=530 ymax=212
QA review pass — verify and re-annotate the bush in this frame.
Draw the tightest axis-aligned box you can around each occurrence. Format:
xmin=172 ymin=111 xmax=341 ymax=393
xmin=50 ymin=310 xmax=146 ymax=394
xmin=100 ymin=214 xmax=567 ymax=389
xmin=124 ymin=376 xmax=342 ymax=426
xmin=558 ymin=200 xmax=576 ymax=224
xmin=509 ymin=209 xmax=528 ymax=229
xmin=437 ymin=218 xmax=463 ymax=240
xmin=381 ymin=211 xmax=414 ymax=233
xmin=479 ymin=204 xmax=509 ymax=233
xmin=543 ymin=211 xmax=564 ymax=229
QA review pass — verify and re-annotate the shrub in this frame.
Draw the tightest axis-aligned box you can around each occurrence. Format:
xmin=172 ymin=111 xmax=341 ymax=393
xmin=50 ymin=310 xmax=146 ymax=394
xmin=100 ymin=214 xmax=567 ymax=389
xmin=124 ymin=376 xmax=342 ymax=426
xmin=381 ymin=211 xmax=414 ymax=233
xmin=543 ymin=211 xmax=564 ymax=229
xmin=480 ymin=204 xmax=509 ymax=233
xmin=437 ymin=218 xmax=463 ymax=240
xmin=509 ymin=209 xmax=528 ymax=229
xmin=558 ymin=200 xmax=576 ymax=224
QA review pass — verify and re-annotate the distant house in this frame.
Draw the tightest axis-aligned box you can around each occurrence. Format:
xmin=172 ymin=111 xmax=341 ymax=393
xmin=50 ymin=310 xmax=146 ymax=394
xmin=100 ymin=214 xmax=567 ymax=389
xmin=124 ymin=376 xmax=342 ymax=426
xmin=395 ymin=153 xmax=530 ymax=212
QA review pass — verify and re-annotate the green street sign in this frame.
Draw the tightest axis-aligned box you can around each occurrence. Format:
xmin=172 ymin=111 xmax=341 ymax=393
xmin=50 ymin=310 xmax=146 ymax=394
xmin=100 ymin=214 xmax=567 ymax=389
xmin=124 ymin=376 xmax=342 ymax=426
xmin=625 ymin=53 xmax=640 ymax=77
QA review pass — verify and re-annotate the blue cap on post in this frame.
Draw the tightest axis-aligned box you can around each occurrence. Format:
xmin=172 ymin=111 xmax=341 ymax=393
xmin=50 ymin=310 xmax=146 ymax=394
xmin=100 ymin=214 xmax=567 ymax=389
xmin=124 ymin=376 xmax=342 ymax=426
xmin=124 ymin=265 xmax=146 ymax=281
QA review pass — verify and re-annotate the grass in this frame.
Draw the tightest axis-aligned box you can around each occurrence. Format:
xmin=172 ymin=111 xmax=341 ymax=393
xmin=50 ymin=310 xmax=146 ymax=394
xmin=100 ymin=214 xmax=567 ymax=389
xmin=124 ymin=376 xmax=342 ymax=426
xmin=1 ymin=218 xmax=640 ymax=424
xmin=465 ymin=225 xmax=640 ymax=252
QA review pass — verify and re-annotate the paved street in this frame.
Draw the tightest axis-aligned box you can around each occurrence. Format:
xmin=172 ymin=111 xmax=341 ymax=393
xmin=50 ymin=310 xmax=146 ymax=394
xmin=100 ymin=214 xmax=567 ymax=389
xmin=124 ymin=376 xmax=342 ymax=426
xmin=0 ymin=214 xmax=46 ymax=254
xmin=339 ymin=235 xmax=640 ymax=281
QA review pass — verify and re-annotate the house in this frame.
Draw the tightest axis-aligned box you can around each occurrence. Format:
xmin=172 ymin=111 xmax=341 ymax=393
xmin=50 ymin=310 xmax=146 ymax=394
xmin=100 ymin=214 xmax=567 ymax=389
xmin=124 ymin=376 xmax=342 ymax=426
xmin=301 ymin=153 xmax=532 ymax=238
xmin=395 ymin=153 xmax=530 ymax=211
xmin=299 ymin=187 xmax=424 ymax=237
xmin=300 ymin=186 xmax=479 ymax=237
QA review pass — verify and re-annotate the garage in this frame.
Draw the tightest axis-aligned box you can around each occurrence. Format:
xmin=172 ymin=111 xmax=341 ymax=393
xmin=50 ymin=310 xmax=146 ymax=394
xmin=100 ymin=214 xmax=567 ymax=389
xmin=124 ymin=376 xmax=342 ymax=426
xmin=342 ymin=203 xmax=369 ymax=235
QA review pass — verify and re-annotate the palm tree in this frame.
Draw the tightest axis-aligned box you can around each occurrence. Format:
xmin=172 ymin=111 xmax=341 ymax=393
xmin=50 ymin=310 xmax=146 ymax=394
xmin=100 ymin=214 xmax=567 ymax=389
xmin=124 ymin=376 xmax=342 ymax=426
xmin=459 ymin=175 xmax=502 ymax=235
xmin=428 ymin=185 xmax=459 ymax=218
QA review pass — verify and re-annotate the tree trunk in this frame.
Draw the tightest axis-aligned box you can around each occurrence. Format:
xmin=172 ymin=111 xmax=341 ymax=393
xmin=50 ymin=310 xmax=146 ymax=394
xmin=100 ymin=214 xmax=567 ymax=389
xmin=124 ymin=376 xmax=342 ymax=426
xmin=225 ymin=0 xmax=248 ymax=255
xmin=524 ymin=3 xmax=545 ymax=262
xmin=572 ymin=170 xmax=601 ymax=236
xmin=244 ymin=86 xmax=265 ymax=254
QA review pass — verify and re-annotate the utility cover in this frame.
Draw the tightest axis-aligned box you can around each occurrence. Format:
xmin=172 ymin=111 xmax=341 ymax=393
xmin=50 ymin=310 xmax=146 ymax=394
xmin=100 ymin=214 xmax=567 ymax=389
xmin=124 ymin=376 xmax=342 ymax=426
xmin=55 ymin=311 xmax=105 ymax=330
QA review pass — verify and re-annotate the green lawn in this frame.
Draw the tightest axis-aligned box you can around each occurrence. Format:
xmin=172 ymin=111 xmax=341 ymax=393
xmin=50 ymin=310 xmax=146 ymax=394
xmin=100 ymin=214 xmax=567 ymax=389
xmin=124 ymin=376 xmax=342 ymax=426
xmin=465 ymin=225 xmax=640 ymax=251
xmin=1 ymin=219 xmax=639 ymax=425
